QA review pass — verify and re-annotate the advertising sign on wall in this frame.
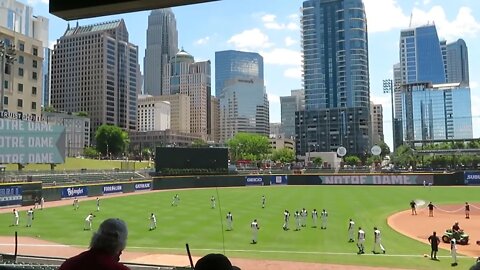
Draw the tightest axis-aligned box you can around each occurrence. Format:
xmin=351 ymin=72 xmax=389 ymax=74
xmin=319 ymin=174 xmax=433 ymax=185
xmin=270 ymin=175 xmax=288 ymax=185
xmin=0 ymin=186 xmax=22 ymax=207
xmin=61 ymin=186 xmax=88 ymax=199
xmin=464 ymin=172 xmax=480 ymax=185
xmin=0 ymin=118 xmax=66 ymax=164
xmin=245 ymin=176 xmax=264 ymax=186
xmin=134 ymin=182 xmax=151 ymax=191
xmin=103 ymin=184 xmax=123 ymax=194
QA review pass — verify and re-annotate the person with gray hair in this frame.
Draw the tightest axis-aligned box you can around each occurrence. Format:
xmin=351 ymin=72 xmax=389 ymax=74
xmin=59 ymin=218 xmax=130 ymax=270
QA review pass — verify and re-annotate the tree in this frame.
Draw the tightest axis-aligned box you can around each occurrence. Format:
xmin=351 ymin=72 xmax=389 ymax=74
xmin=312 ymin=157 xmax=323 ymax=167
xmin=142 ymin=148 xmax=152 ymax=160
xmin=42 ymin=106 xmax=56 ymax=113
xmin=191 ymin=139 xmax=208 ymax=148
xmin=95 ymin=124 xmax=129 ymax=156
xmin=271 ymin=148 xmax=295 ymax=163
xmin=391 ymin=144 xmax=416 ymax=168
xmin=227 ymin=133 xmax=271 ymax=162
xmin=367 ymin=155 xmax=382 ymax=165
xmin=83 ymin=147 xmax=98 ymax=159
xmin=76 ymin=111 xmax=88 ymax=117
xmin=344 ymin=155 xmax=361 ymax=166
xmin=378 ymin=141 xmax=391 ymax=158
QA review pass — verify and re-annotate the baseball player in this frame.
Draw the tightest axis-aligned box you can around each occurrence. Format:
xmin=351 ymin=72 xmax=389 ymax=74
xmin=211 ymin=196 xmax=216 ymax=209
xmin=149 ymin=213 xmax=157 ymax=230
xmin=251 ymin=219 xmax=260 ymax=244
xmin=73 ymin=197 xmax=79 ymax=210
xmin=348 ymin=219 xmax=355 ymax=242
xmin=465 ymin=202 xmax=470 ymax=219
xmin=373 ymin=227 xmax=386 ymax=254
xmin=311 ymin=209 xmax=318 ymax=228
xmin=357 ymin=227 xmax=365 ymax=254
xmin=410 ymin=200 xmax=417 ymax=215
xmin=226 ymin=212 xmax=233 ymax=231
xmin=171 ymin=194 xmax=180 ymax=206
xmin=321 ymin=209 xmax=328 ymax=229
xmin=26 ymin=208 xmax=34 ymax=227
xmin=283 ymin=210 xmax=290 ymax=231
xmin=34 ymin=197 xmax=39 ymax=210
xmin=96 ymin=197 xmax=100 ymax=211
xmin=40 ymin=197 xmax=45 ymax=210
xmin=261 ymin=195 xmax=266 ymax=208
xmin=294 ymin=211 xmax=301 ymax=231
xmin=301 ymin=208 xmax=308 ymax=227
xmin=427 ymin=202 xmax=435 ymax=217
xmin=450 ymin=238 xmax=458 ymax=266
xmin=84 ymin=213 xmax=94 ymax=230
xmin=12 ymin=209 xmax=19 ymax=226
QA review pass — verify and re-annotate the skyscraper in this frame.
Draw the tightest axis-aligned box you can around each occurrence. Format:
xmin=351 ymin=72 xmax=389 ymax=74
xmin=297 ymin=0 xmax=370 ymax=156
xmin=162 ymin=49 xmax=211 ymax=137
xmin=370 ymin=102 xmax=384 ymax=145
xmin=399 ymin=24 xmax=446 ymax=85
xmin=280 ymin=89 xmax=304 ymax=139
xmin=446 ymin=39 xmax=469 ymax=86
xmin=51 ymin=20 xmax=140 ymax=138
xmin=215 ymin=50 xmax=264 ymax=97
xmin=144 ymin=9 xmax=178 ymax=96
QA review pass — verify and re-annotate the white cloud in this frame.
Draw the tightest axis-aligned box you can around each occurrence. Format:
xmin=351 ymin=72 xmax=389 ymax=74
xmin=411 ymin=6 xmax=480 ymax=40
xmin=194 ymin=36 xmax=210 ymax=46
xmin=267 ymin=93 xmax=280 ymax=104
xmin=261 ymin=13 xmax=299 ymax=31
xmin=288 ymin=13 xmax=300 ymax=21
xmin=227 ymin=28 xmax=274 ymax=50
xmin=261 ymin=48 xmax=301 ymax=66
xmin=261 ymin=14 xmax=276 ymax=23
xmin=27 ymin=0 xmax=48 ymax=5
xmin=48 ymin=40 xmax=56 ymax=50
xmin=284 ymin=68 xmax=302 ymax=79
xmin=363 ymin=0 xmax=410 ymax=33
xmin=423 ymin=0 xmax=431 ymax=5
xmin=286 ymin=22 xmax=300 ymax=31
xmin=284 ymin=36 xmax=297 ymax=47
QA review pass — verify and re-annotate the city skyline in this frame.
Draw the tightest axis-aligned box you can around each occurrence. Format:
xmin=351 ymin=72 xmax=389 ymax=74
xmin=13 ymin=0 xmax=480 ymax=148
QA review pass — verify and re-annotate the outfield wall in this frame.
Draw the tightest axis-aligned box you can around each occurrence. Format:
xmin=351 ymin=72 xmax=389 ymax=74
xmin=0 ymin=182 xmax=42 ymax=207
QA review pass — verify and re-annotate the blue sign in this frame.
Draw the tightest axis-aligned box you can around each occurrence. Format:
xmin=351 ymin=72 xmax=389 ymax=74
xmin=270 ymin=175 xmax=288 ymax=185
xmin=464 ymin=172 xmax=480 ymax=185
xmin=245 ymin=176 xmax=264 ymax=186
xmin=0 ymin=186 xmax=22 ymax=207
xmin=103 ymin=184 xmax=123 ymax=194
xmin=61 ymin=186 xmax=88 ymax=199
xmin=134 ymin=182 xmax=151 ymax=191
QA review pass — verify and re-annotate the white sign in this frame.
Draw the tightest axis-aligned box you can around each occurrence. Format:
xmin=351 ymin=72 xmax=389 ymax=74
xmin=337 ymin=147 xmax=347 ymax=157
xmin=371 ymin=145 xmax=382 ymax=156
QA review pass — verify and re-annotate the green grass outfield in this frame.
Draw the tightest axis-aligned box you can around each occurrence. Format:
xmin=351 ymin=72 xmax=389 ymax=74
xmin=0 ymin=185 xmax=478 ymax=269
xmin=4 ymin=158 xmax=151 ymax=171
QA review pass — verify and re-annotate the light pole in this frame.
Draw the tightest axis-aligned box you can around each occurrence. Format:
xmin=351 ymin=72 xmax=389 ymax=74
xmin=383 ymin=79 xmax=394 ymax=148
xmin=0 ymin=41 xmax=16 ymax=112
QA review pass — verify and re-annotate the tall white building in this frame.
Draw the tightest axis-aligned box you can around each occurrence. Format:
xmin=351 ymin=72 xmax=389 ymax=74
xmin=137 ymin=95 xmax=171 ymax=132
xmin=143 ymin=9 xmax=178 ymax=96
xmin=370 ymin=102 xmax=384 ymax=145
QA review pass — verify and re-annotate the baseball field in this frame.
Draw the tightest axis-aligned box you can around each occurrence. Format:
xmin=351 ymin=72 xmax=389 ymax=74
xmin=0 ymin=185 xmax=479 ymax=269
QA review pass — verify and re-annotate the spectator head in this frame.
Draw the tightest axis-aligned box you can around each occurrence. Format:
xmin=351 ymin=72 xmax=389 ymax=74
xmin=195 ymin=253 xmax=240 ymax=270
xmin=90 ymin=218 xmax=128 ymax=256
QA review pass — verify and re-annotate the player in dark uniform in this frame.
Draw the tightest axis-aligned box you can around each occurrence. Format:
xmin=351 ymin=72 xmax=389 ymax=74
xmin=465 ymin=202 xmax=470 ymax=219
xmin=428 ymin=231 xmax=440 ymax=260
xmin=427 ymin=202 xmax=435 ymax=217
xmin=410 ymin=200 xmax=417 ymax=215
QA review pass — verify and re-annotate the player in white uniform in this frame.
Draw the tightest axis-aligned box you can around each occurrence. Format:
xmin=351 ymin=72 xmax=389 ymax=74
xmin=84 ymin=213 xmax=94 ymax=230
xmin=226 ymin=212 xmax=233 ymax=231
xmin=373 ymin=227 xmax=386 ymax=254
xmin=171 ymin=194 xmax=180 ymax=206
xmin=13 ymin=209 xmax=19 ymax=226
xmin=96 ymin=197 xmax=100 ymax=211
xmin=357 ymin=227 xmax=365 ymax=254
xmin=73 ymin=197 xmax=79 ymax=210
xmin=261 ymin=195 xmax=266 ymax=208
xmin=251 ymin=219 xmax=260 ymax=244
xmin=321 ymin=209 xmax=328 ymax=229
xmin=348 ymin=219 xmax=355 ymax=242
xmin=311 ymin=209 xmax=318 ymax=228
xmin=149 ymin=213 xmax=157 ymax=230
xmin=301 ymin=208 xmax=307 ymax=227
xmin=294 ymin=211 xmax=301 ymax=231
xmin=40 ymin=197 xmax=45 ymax=210
xmin=26 ymin=208 xmax=34 ymax=227
xmin=450 ymin=238 xmax=457 ymax=266
xmin=283 ymin=210 xmax=290 ymax=230
xmin=211 ymin=196 xmax=216 ymax=209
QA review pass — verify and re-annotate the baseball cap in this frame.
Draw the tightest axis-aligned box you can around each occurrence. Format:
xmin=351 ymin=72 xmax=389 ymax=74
xmin=195 ymin=253 xmax=241 ymax=270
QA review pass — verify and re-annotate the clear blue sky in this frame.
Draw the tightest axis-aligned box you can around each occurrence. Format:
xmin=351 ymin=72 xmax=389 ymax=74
xmin=22 ymin=0 xmax=480 ymax=148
